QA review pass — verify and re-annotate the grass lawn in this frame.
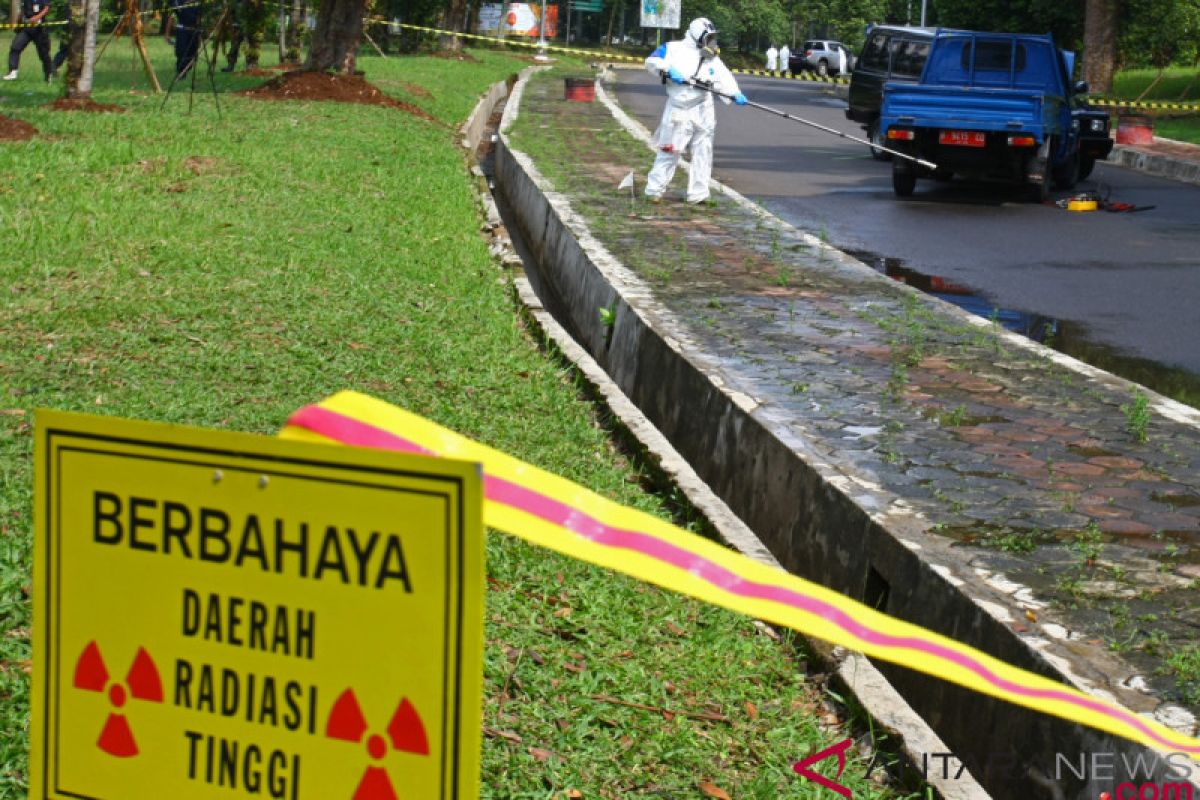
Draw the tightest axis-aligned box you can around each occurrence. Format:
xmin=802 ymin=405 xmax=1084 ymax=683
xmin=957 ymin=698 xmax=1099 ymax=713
xmin=0 ymin=33 xmax=923 ymax=800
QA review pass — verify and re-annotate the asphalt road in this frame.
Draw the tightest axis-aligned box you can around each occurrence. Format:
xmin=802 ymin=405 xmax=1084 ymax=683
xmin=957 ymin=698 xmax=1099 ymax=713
xmin=612 ymin=70 xmax=1200 ymax=384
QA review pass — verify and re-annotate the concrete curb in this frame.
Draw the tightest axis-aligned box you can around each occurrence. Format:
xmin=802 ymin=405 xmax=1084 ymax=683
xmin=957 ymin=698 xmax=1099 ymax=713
xmin=492 ymin=70 xmax=1200 ymax=799
xmin=466 ymin=72 xmax=987 ymax=799
xmin=1110 ymin=140 xmax=1200 ymax=187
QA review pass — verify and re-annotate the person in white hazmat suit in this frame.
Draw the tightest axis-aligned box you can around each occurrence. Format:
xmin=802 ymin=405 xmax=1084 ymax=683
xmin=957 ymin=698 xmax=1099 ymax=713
xmin=644 ymin=18 xmax=747 ymax=204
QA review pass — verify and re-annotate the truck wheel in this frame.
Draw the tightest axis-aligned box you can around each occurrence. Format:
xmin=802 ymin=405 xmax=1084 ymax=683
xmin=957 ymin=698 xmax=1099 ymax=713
xmin=867 ymin=121 xmax=890 ymax=161
xmin=1053 ymin=149 xmax=1080 ymax=190
xmin=1027 ymin=142 xmax=1052 ymax=202
xmin=817 ymin=60 xmax=829 ymax=77
xmin=893 ymin=160 xmax=916 ymax=197
xmin=1078 ymin=155 xmax=1096 ymax=181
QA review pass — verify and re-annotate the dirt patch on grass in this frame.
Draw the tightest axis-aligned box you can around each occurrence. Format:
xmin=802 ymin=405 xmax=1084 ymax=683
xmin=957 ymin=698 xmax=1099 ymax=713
xmin=183 ymin=155 xmax=222 ymax=175
xmin=0 ymin=114 xmax=37 ymax=141
xmin=398 ymin=81 xmax=433 ymax=99
xmin=47 ymin=97 xmax=126 ymax=113
xmin=239 ymin=69 xmax=439 ymax=122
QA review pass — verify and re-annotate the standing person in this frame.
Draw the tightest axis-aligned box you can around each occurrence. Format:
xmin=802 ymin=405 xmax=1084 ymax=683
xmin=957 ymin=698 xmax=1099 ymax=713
xmin=644 ymin=17 xmax=747 ymax=205
xmin=3 ymin=0 xmax=55 ymax=82
xmin=169 ymin=0 xmax=201 ymax=78
xmin=779 ymin=43 xmax=791 ymax=77
xmin=765 ymin=44 xmax=778 ymax=73
xmin=220 ymin=3 xmax=243 ymax=72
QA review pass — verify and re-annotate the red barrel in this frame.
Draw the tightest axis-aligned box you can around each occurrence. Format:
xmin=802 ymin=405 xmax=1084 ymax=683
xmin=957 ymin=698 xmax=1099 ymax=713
xmin=564 ymin=78 xmax=595 ymax=102
xmin=1115 ymin=114 xmax=1154 ymax=145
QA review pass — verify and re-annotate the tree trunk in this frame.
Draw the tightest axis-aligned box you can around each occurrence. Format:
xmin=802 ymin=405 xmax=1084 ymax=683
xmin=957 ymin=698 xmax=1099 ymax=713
xmin=9 ymin=0 xmax=17 ymax=26
xmin=1082 ymin=0 xmax=1119 ymax=94
xmin=438 ymin=0 xmax=467 ymax=52
xmin=65 ymin=0 xmax=99 ymax=99
xmin=284 ymin=0 xmax=304 ymax=63
xmin=277 ymin=4 xmax=286 ymax=62
xmin=605 ymin=0 xmax=617 ymax=49
xmin=306 ymin=0 xmax=366 ymax=73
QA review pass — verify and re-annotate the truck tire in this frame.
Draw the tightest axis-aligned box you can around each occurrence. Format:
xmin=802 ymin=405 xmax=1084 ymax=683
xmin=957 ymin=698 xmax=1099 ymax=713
xmin=867 ymin=121 xmax=890 ymax=161
xmin=1027 ymin=139 xmax=1053 ymax=202
xmin=893 ymin=160 xmax=916 ymax=197
xmin=817 ymin=60 xmax=829 ymax=77
xmin=1078 ymin=155 xmax=1096 ymax=181
xmin=1053 ymin=148 xmax=1080 ymax=190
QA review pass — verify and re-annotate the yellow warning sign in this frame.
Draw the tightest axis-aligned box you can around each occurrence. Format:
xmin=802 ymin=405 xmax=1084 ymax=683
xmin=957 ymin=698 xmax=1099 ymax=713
xmin=30 ymin=410 xmax=484 ymax=799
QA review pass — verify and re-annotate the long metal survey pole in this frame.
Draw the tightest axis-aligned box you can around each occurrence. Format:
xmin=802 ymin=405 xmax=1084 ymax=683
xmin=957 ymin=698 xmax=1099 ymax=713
xmin=684 ymin=78 xmax=938 ymax=170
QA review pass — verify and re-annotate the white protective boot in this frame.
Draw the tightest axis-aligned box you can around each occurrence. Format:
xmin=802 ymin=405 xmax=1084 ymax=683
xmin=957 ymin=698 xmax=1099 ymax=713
xmin=2 ymin=70 xmax=18 ymax=81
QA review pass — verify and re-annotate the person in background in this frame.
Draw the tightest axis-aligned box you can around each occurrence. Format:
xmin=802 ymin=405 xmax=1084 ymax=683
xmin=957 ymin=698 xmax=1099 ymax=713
xmin=220 ymin=8 xmax=243 ymax=72
xmin=3 ymin=0 xmax=55 ymax=82
xmin=643 ymin=17 xmax=747 ymax=205
xmin=779 ymin=43 xmax=791 ymax=77
xmin=765 ymin=44 xmax=778 ymax=74
xmin=169 ymin=0 xmax=201 ymax=78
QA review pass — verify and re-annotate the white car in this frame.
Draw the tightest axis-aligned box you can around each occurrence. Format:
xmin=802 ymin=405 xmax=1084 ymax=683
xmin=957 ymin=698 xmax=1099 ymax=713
xmin=791 ymin=40 xmax=856 ymax=76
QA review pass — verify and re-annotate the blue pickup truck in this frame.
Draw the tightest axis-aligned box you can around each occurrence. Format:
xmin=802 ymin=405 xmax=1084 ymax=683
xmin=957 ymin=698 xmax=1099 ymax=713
xmin=879 ymin=31 xmax=1113 ymax=200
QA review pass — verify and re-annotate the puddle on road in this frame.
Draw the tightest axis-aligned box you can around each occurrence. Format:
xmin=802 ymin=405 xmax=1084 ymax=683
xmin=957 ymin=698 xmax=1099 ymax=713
xmin=846 ymin=249 xmax=1200 ymax=411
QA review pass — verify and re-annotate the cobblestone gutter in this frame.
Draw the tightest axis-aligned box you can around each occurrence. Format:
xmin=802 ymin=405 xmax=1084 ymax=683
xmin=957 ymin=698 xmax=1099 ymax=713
xmin=494 ymin=68 xmax=1200 ymax=799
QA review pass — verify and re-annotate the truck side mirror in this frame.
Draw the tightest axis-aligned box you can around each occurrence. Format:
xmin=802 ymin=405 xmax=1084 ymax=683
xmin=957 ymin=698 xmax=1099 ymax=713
xmin=1074 ymin=80 xmax=1089 ymax=95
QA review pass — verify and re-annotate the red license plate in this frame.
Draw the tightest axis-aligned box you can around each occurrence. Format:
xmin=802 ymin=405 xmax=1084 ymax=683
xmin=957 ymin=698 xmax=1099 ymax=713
xmin=939 ymin=130 xmax=986 ymax=147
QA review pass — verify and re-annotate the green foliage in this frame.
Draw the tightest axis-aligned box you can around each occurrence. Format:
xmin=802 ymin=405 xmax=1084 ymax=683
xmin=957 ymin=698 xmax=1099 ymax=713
xmin=1164 ymin=645 xmax=1200 ymax=706
xmin=780 ymin=0 xmax=886 ymax=49
xmin=1118 ymin=0 xmax=1200 ymax=69
xmin=930 ymin=0 xmax=1085 ymax=49
xmin=1120 ymin=387 xmax=1151 ymax=444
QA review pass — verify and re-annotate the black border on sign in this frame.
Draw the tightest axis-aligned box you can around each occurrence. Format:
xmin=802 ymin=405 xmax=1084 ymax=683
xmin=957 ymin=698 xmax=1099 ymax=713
xmin=41 ymin=427 xmax=470 ymax=800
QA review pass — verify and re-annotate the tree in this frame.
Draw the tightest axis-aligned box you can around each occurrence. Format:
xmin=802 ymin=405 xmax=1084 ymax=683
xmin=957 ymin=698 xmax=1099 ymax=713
xmin=1083 ymin=0 xmax=1119 ymax=93
xmin=932 ymin=0 xmax=1083 ymax=47
xmin=1117 ymin=0 xmax=1200 ymax=97
xmin=306 ymin=0 xmax=368 ymax=72
xmin=64 ymin=0 xmax=99 ymax=99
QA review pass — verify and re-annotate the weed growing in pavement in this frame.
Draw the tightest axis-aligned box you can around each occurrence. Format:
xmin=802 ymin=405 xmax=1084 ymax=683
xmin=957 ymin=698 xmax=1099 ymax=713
xmin=1163 ymin=645 xmax=1200 ymax=706
xmin=985 ymin=528 xmax=1039 ymax=553
xmin=938 ymin=405 xmax=968 ymax=427
xmin=1071 ymin=522 xmax=1105 ymax=566
xmin=776 ymin=264 xmax=793 ymax=287
xmin=1121 ymin=387 xmax=1150 ymax=444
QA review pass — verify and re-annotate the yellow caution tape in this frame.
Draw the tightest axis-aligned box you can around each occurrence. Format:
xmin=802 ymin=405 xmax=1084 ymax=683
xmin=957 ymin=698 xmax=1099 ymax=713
xmin=393 ymin=22 xmax=848 ymax=85
xmin=1088 ymin=98 xmax=1200 ymax=111
xmin=0 ymin=18 xmax=67 ymax=29
xmin=280 ymin=391 xmax=1200 ymax=757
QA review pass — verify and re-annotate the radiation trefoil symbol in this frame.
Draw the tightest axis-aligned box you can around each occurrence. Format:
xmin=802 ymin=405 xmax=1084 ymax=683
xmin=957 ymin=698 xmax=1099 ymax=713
xmin=73 ymin=641 xmax=164 ymax=757
xmin=326 ymin=688 xmax=430 ymax=800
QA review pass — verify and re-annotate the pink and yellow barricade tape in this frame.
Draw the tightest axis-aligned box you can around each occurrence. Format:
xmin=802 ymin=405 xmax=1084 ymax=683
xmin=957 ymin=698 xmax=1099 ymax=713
xmin=281 ymin=390 xmax=1200 ymax=757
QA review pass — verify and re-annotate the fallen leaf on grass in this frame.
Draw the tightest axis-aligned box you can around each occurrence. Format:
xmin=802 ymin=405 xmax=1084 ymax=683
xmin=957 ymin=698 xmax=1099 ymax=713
xmin=529 ymin=747 xmax=553 ymax=762
xmin=482 ymin=727 xmax=523 ymax=743
xmin=744 ymin=701 xmax=758 ymax=720
xmin=698 ymin=781 xmax=731 ymax=799
xmin=566 ymin=791 xmax=583 ymax=799
xmin=665 ymin=621 xmax=687 ymax=637
xmin=553 ymin=606 xmax=572 ymax=619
